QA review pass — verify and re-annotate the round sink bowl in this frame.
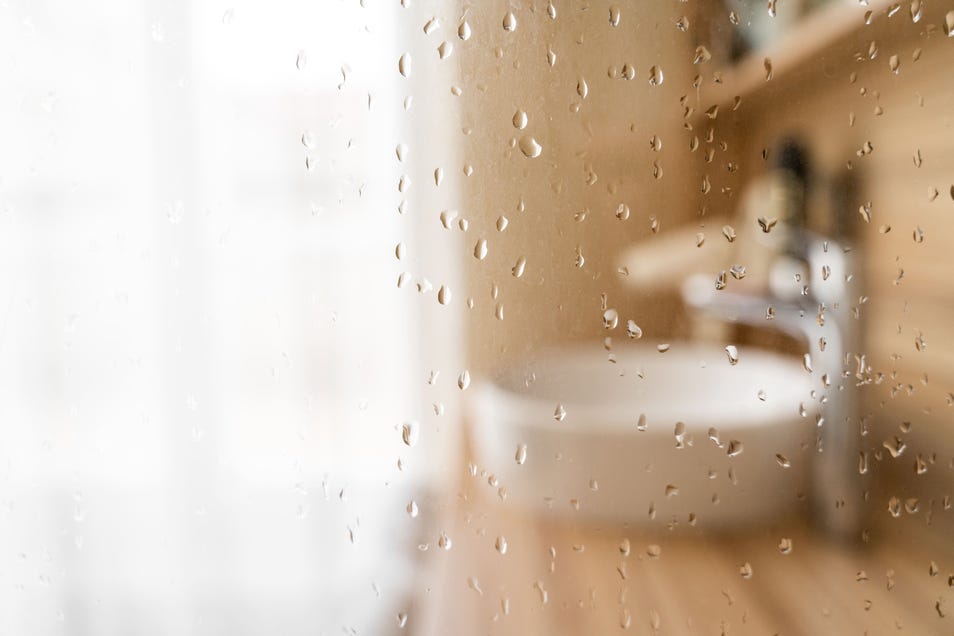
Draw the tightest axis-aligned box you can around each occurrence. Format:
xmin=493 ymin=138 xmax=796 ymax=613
xmin=468 ymin=342 xmax=817 ymax=528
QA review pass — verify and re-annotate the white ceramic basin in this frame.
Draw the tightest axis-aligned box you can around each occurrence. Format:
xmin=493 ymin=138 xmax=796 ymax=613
xmin=468 ymin=342 xmax=817 ymax=528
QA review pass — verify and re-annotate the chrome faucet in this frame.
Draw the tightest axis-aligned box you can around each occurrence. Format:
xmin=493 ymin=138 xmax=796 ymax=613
xmin=681 ymin=230 xmax=862 ymax=539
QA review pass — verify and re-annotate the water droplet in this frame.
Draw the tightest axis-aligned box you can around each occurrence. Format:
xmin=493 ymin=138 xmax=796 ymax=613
xmin=467 ymin=576 xmax=482 ymax=595
xmin=502 ymin=12 xmax=517 ymax=31
xmin=722 ymin=225 xmax=737 ymax=242
xmin=603 ymin=308 xmax=619 ymax=329
xmin=648 ymin=65 xmax=664 ymax=86
xmin=725 ymin=345 xmax=739 ymax=365
xmin=473 ymin=238 xmax=488 ymax=260
xmin=636 ymin=414 xmax=648 ymax=432
xmin=296 ymin=49 xmax=307 ymax=70
xmin=395 ymin=242 xmax=406 ymax=260
xmin=573 ymin=78 xmax=588 ymax=101
xmin=764 ymin=57 xmax=773 ymax=80
xmin=547 ymin=48 xmax=557 ymax=66
xmin=609 ymin=6 xmax=620 ymax=26
xmin=458 ymin=371 xmax=470 ymax=390
xmin=512 ymin=110 xmax=528 ymax=129
xmin=758 ymin=216 xmax=777 ymax=233
xmin=437 ymin=41 xmax=453 ymax=59
xmin=650 ymin=217 xmax=660 ymax=234
xmin=609 ymin=540 xmax=628 ymax=560
xmin=859 ymin=201 xmax=872 ymax=223
xmin=888 ymin=496 xmax=902 ymax=517
xmin=574 ymin=246 xmax=585 ymax=268
xmin=438 ymin=531 xmax=452 ymax=550
xmin=438 ymin=285 xmax=451 ymax=305
xmin=515 ymin=444 xmax=527 ymax=465
xmin=398 ymin=52 xmax=411 ymax=78
xmin=395 ymin=143 xmax=408 ymax=162
xmin=727 ymin=440 xmax=744 ymax=457
xmin=889 ymin=54 xmax=900 ymax=74
xmin=534 ymin=580 xmax=549 ymax=605
xmin=708 ymin=427 xmax=722 ymax=447
xmin=693 ymin=45 xmax=711 ymax=64
xmin=554 ymin=403 xmax=566 ymax=422
xmin=512 ymin=256 xmax=527 ymax=278
xmin=401 ymin=421 xmax=419 ymax=447
xmin=778 ymin=538 xmax=793 ymax=554
xmin=626 ymin=320 xmax=642 ymax=339
xmin=495 ymin=535 xmax=508 ymax=554
xmin=458 ymin=20 xmax=472 ymax=40
xmin=945 ymin=10 xmax=954 ymax=37
xmin=646 ymin=544 xmax=662 ymax=558
xmin=776 ymin=453 xmax=791 ymax=468
xmin=674 ymin=421 xmax=687 ymax=448
xmin=439 ymin=210 xmax=458 ymax=229
xmin=740 ymin=562 xmax=753 ymax=579
xmin=803 ymin=353 xmax=813 ymax=373
xmin=883 ymin=436 xmax=906 ymax=458
xmin=518 ymin=136 xmax=543 ymax=158
xmin=907 ymin=0 xmax=922 ymax=23
xmin=615 ymin=203 xmax=630 ymax=221
xmin=407 ymin=500 xmax=419 ymax=518
xmin=496 ymin=216 xmax=509 ymax=232
xmin=423 ymin=16 xmax=439 ymax=34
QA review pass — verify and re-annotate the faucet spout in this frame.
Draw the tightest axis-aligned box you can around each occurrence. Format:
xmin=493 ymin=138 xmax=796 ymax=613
xmin=681 ymin=234 xmax=862 ymax=539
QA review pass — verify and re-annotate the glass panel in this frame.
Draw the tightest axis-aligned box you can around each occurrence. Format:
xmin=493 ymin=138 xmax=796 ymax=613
xmin=1 ymin=0 xmax=952 ymax=633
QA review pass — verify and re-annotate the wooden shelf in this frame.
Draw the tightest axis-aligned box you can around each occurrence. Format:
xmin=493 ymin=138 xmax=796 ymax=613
xmin=707 ymin=0 xmax=897 ymax=106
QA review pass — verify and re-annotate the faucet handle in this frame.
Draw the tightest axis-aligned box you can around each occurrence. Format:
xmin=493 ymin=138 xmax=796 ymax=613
xmin=805 ymin=238 xmax=848 ymax=306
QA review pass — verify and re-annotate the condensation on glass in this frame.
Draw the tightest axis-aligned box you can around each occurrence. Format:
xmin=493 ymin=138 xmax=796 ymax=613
xmin=1 ymin=0 xmax=952 ymax=634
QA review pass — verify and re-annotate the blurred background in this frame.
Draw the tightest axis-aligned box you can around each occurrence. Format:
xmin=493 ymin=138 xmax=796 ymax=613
xmin=1 ymin=0 xmax=953 ymax=634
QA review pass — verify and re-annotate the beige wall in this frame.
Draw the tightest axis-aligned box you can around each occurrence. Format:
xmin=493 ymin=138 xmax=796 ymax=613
xmin=457 ymin=0 xmax=705 ymax=375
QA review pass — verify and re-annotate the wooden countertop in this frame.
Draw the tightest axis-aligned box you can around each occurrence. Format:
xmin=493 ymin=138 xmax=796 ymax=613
xmin=412 ymin=476 xmax=953 ymax=635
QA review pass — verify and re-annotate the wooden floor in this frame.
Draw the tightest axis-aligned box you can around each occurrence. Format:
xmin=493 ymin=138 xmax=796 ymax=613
xmin=411 ymin=483 xmax=954 ymax=636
